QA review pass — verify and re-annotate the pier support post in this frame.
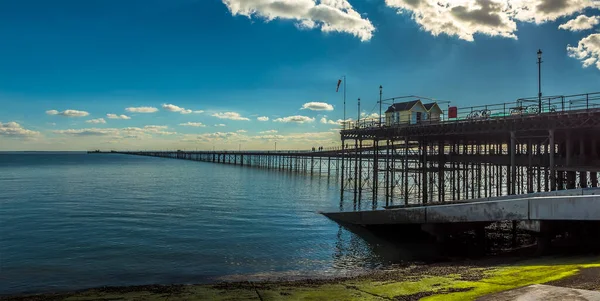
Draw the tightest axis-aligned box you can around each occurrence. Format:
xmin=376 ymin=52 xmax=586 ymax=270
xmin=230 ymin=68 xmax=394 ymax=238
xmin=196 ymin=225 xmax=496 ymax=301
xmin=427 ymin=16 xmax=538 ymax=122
xmin=404 ymin=137 xmax=409 ymax=205
xmin=580 ymin=137 xmax=587 ymax=188
xmin=354 ymin=138 xmax=359 ymax=209
xmin=438 ymin=141 xmax=445 ymax=203
xmin=358 ymin=138 xmax=363 ymax=202
xmin=421 ymin=139 xmax=428 ymax=204
xmin=566 ymin=133 xmax=575 ymax=189
xmin=510 ymin=131 xmax=516 ymax=195
xmin=385 ymin=139 xmax=391 ymax=207
xmin=373 ymin=140 xmax=379 ymax=208
xmin=528 ymin=139 xmax=533 ymax=193
xmin=549 ymin=129 xmax=556 ymax=191
xmin=340 ymin=140 xmax=346 ymax=209
xmin=592 ymin=139 xmax=598 ymax=187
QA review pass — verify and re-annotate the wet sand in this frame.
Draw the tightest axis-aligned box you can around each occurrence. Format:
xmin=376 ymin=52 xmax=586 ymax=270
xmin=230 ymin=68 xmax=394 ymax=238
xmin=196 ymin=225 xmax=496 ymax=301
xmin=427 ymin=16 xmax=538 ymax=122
xmin=2 ymin=254 xmax=599 ymax=301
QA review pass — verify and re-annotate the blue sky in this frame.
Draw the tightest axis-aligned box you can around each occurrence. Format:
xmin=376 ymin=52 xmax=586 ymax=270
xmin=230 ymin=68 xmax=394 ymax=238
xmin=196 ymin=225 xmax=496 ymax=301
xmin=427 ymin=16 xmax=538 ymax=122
xmin=1 ymin=0 xmax=599 ymax=150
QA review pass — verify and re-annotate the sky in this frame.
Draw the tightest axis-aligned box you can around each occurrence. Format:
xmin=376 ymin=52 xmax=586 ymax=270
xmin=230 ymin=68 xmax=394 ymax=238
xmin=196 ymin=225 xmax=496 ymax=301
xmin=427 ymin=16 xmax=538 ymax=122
xmin=1 ymin=0 xmax=599 ymax=151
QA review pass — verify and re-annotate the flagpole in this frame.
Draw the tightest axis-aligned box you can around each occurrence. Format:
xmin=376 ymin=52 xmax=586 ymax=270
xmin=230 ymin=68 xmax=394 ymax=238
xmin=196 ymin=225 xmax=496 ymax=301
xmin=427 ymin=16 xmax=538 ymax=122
xmin=343 ymin=75 xmax=346 ymax=130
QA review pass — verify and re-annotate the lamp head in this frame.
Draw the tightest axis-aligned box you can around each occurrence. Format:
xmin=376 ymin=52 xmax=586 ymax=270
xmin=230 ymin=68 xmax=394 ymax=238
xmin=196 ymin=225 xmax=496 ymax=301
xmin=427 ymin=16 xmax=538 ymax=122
xmin=537 ymin=49 xmax=542 ymax=59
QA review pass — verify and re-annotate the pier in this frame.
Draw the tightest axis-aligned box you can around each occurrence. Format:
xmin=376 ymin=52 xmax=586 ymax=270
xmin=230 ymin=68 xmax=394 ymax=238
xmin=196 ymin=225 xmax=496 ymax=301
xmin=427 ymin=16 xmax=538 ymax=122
xmin=93 ymin=91 xmax=600 ymax=250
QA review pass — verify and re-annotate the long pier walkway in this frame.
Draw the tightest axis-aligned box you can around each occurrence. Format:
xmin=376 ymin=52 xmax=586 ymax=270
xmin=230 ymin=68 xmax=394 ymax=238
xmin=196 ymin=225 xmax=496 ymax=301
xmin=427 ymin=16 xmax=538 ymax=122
xmin=93 ymin=92 xmax=600 ymax=250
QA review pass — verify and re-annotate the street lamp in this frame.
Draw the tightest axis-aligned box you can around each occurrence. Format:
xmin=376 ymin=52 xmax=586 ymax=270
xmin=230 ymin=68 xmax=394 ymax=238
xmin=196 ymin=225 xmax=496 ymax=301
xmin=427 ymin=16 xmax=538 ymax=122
xmin=357 ymin=98 xmax=361 ymax=129
xmin=537 ymin=49 xmax=543 ymax=114
xmin=379 ymin=85 xmax=383 ymax=127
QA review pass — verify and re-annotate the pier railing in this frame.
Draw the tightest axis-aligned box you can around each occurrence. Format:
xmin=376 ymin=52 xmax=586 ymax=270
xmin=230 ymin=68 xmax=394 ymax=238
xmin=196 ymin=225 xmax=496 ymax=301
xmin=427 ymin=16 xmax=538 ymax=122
xmin=344 ymin=92 xmax=600 ymax=130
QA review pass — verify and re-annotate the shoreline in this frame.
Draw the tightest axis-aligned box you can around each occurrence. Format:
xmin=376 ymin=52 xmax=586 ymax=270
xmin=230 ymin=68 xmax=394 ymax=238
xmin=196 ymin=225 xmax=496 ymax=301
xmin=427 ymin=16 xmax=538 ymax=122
xmin=3 ymin=254 xmax=599 ymax=301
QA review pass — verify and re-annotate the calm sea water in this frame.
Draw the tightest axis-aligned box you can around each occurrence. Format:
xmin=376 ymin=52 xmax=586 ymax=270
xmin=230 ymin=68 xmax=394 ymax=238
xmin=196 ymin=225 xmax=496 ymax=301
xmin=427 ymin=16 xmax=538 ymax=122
xmin=0 ymin=153 xmax=433 ymax=295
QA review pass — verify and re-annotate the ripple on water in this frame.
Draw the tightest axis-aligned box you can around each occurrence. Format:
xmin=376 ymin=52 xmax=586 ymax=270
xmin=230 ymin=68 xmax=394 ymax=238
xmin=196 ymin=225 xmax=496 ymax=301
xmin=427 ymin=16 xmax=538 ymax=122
xmin=0 ymin=153 xmax=392 ymax=294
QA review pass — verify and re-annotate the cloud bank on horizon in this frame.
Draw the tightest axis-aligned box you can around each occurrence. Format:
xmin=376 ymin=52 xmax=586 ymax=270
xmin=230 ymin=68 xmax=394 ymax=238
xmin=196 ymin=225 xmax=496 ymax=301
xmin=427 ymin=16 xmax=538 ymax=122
xmin=223 ymin=0 xmax=600 ymax=70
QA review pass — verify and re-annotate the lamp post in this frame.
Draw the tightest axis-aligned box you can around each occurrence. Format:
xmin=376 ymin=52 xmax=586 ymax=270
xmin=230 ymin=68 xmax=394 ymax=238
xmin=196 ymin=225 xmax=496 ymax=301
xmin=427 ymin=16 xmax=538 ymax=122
xmin=275 ymin=141 xmax=277 ymax=151
xmin=357 ymin=98 xmax=361 ymax=128
xmin=537 ymin=49 xmax=543 ymax=114
xmin=379 ymin=85 xmax=383 ymax=126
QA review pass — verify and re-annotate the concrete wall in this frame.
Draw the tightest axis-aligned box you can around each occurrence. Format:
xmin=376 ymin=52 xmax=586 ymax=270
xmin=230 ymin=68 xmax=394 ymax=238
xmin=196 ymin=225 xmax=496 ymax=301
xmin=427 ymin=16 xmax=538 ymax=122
xmin=426 ymin=199 xmax=529 ymax=223
xmin=323 ymin=190 xmax=600 ymax=227
xmin=530 ymin=196 xmax=600 ymax=220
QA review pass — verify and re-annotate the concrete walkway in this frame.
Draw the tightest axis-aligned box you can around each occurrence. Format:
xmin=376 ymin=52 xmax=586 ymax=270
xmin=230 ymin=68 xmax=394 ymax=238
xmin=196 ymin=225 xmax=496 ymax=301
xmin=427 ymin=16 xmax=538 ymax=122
xmin=478 ymin=284 xmax=600 ymax=301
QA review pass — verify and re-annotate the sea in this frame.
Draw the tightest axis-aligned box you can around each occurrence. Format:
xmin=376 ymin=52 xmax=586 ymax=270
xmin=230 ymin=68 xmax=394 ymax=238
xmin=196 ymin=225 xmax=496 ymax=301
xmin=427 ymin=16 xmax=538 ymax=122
xmin=0 ymin=152 xmax=432 ymax=295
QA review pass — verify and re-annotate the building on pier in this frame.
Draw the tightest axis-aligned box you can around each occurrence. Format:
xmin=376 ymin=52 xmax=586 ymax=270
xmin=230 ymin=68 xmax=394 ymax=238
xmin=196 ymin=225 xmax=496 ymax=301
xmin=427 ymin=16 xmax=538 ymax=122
xmin=385 ymin=99 xmax=442 ymax=126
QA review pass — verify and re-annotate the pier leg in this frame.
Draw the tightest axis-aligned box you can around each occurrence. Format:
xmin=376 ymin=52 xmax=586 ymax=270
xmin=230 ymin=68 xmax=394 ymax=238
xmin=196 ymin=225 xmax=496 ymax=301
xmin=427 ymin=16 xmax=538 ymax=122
xmin=341 ymin=140 xmax=345 ymax=203
xmin=439 ymin=141 xmax=445 ymax=202
xmin=390 ymin=141 xmax=395 ymax=206
xmin=566 ymin=134 xmax=575 ymax=189
xmin=404 ymin=137 xmax=409 ymax=205
xmin=580 ymin=137 xmax=587 ymax=188
xmin=528 ymin=140 xmax=533 ymax=193
xmin=358 ymin=138 xmax=363 ymax=202
xmin=592 ymin=139 xmax=598 ymax=187
xmin=422 ymin=139 xmax=428 ymax=204
xmin=373 ymin=140 xmax=379 ymax=208
xmin=510 ymin=131 xmax=516 ymax=195
xmin=484 ymin=142 xmax=488 ymax=198
xmin=537 ymin=142 xmax=541 ymax=193
xmin=385 ymin=139 xmax=390 ymax=207
xmin=549 ymin=129 xmax=556 ymax=191
xmin=354 ymin=139 xmax=359 ymax=209
xmin=452 ymin=142 xmax=457 ymax=201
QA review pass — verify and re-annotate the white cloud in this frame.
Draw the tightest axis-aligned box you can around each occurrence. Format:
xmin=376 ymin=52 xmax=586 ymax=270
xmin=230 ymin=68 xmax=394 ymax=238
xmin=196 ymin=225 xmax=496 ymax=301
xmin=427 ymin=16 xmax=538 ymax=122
xmin=212 ymin=112 xmax=250 ymax=121
xmin=125 ymin=106 xmax=159 ymax=113
xmin=259 ymin=130 xmax=278 ymax=133
xmin=559 ymin=15 xmax=600 ymax=31
xmin=385 ymin=0 xmax=596 ymax=42
xmin=196 ymin=131 xmax=248 ymax=142
xmin=320 ymin=117 xmax=343 ymax=125
xmin=54 ymin=125 xmax=176 ymax=138
xmin=0 ymin=122 xmax=40 ymax=138
xmin=179 ymin=122 xmax=207 ymax=127
xmin=86 ymin=118 xmax=106 ymax=124
xmin=301 ymin=102 xmax=334 ymax=111
xmin=361 ymin=112 xmax=380 ymax=120
xmin=162 ymin=103 xmax=203 ymax=115
xmin=255 ymin=134 xmax=285 ymax=140
xmin=273 ymin=115 xmax=316 ymax=123
xmin=257 ymin=116 xmax=270 ymax=121
xmin=236 ymin=129 xmax=248 ymax=133
xmin=215 ymin=124 xmax=226 ymax=127
xmin=567 ymin=33 xmax=600 ymax=70
xmin=188 ymin=130 xmax=336 ymax=145
xmin=107 ymin=114 xmax=131 ymax=120
xmin=222 ymin=0 xmax=375 ymax=41
xmin=46 ymin=109 xmax=90 ymax=117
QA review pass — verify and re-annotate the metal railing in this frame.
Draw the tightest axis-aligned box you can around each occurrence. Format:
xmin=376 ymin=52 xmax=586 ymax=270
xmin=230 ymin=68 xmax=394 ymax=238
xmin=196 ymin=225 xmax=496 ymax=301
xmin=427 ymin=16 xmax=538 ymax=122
xmin=342 ymin=92 xmax=600 ymax=130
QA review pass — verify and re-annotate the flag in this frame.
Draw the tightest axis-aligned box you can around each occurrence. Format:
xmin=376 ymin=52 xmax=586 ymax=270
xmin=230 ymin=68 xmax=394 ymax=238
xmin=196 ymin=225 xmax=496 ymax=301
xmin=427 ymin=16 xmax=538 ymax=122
xmin=336 ymin=79 xmax=342 ymax=92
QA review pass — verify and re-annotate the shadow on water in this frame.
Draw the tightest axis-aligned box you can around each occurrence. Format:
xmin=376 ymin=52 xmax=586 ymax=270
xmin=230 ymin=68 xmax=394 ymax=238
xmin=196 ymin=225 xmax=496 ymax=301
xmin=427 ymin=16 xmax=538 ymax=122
xmin=332 ymin=224 xmax=441 ymax=266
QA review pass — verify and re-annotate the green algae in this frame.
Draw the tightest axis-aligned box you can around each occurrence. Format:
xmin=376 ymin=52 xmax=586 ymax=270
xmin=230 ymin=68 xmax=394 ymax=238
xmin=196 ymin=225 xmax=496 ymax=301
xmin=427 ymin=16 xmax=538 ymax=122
xmin=5 ymin=257 xmax=600 ymax=301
